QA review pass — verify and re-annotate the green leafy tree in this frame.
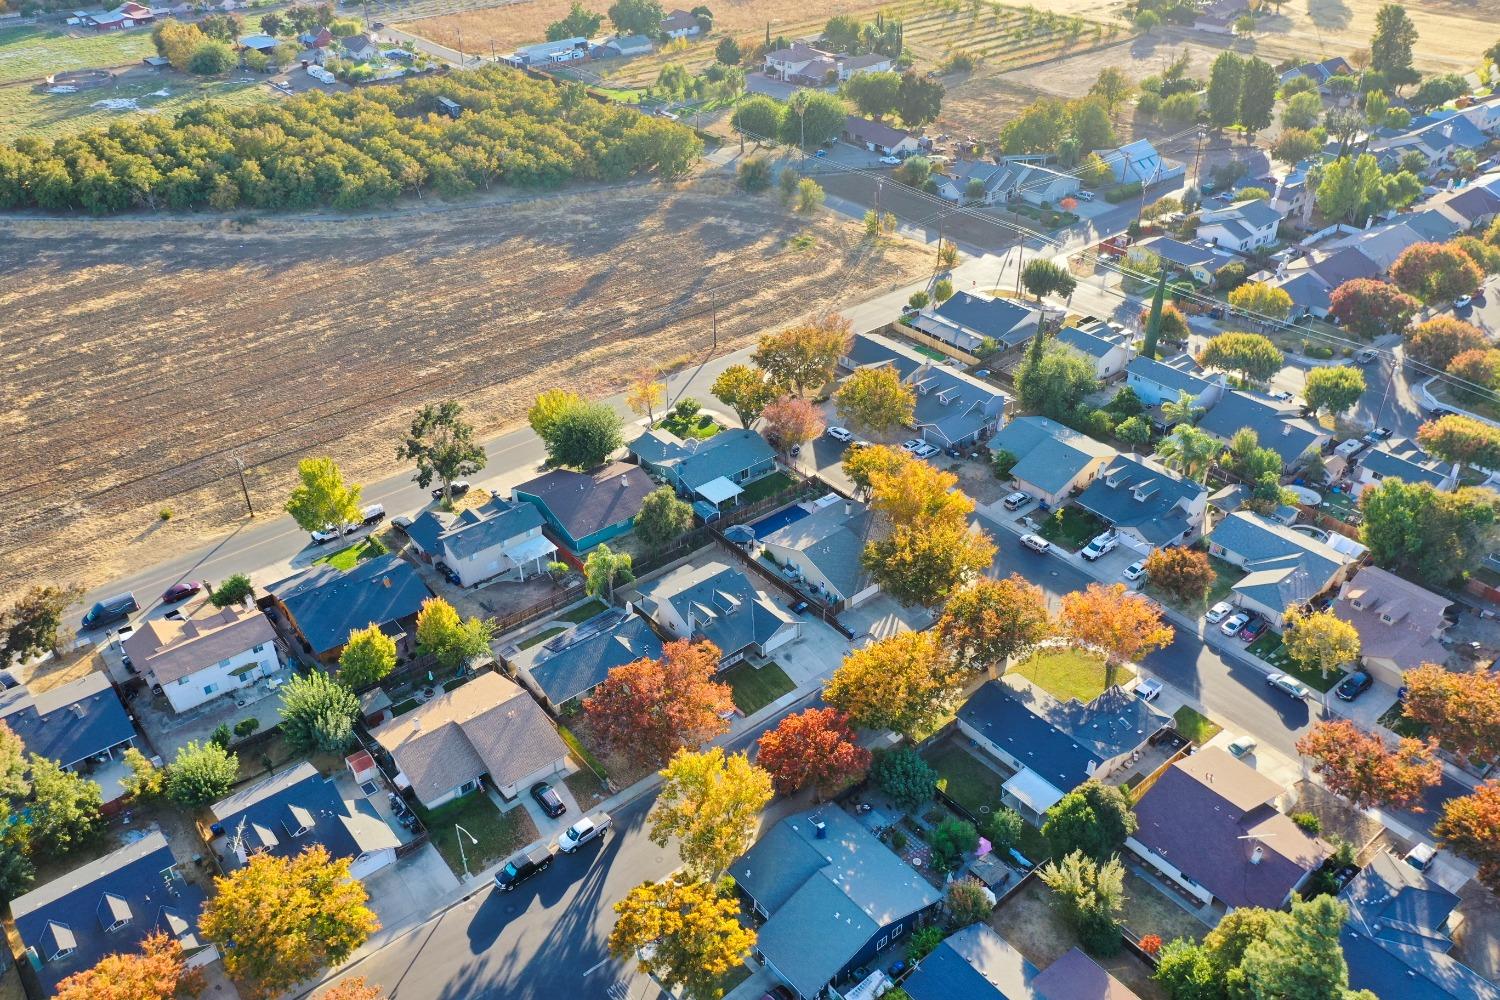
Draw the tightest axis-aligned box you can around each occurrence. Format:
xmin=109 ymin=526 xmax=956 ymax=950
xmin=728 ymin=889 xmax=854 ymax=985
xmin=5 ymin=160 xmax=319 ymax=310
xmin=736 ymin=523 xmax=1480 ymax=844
xmin=1242 ymin=896 xmax=1361 ymax=1000
xmin=1272 ymin=127 xmax=1322 ymax=165
xmin=608 ymin=0 xmax=663 ymax=36
xmin=338 ymin=623 xmax=397 ymax=689
xmin=1328 ymin=279 xmax=1419 ymax=338
xmin=1206 ymin=52 xmax=1244 ymax=128
xmin=834 ymin=366 xmax=916 ymax=436
xmin=395 ymin=400 xmax=487 ymax=503
xmin=27 ymin=756 xmax=103 ymax=856
xmin=1141 ymin=271 xmax=1167 ymax=360
xmin=929 ymin=817 xmax=979 ymax=873
xmin=585 ymin=543 xmax=635 ymax=600
xmin=1371 ymin=2 xmax=1420 ymax=88
xmin=781 ymin=90 xmax=847 ymax=147
xmin=1154 ymin=939 xmax=1219 ymax=1000
xmin=1155 ymin=424 xmax=1219 ymax=481
xmin=844 ymin=70 xmax=903 ymax=119
xmin=715 ymin=36 xmax=740 ymax=65
xmin=1197 ymin=331 xmax=1285 ymax=383
xmin=1020 ymin=259 xmax=1078 ymax=300
xmin=278 ymin=671 xmax=360 ymax=755
xmin=2 ymin=583 xmax=84 ymax=664
xmin=946 ymin=879 xmax=993 ymax=927
xmin=896 ymin=72 xmax=945 ymax=128
xmin=285 ymin=457 xmax=362 ymax=534
xmin=414 ymin=597 xmax=494 ymax=669
xmin=546 ymin=401 xmax=623 ymax=469
xmin=1238 ymin=57 xmax=1278 ymax=135
xmin=1303 ymin=367 xmax=1366 ymax=416
xmin=120 ymin=746 xmax=164 ymax=803
xmin=870 ymin=747 xmax=936 ymax=812
xmin=1418 ymin=414 xmax=1500 ymax=471
xmin=730 ymin=95 xmax=784 ymax=141
xmin=1015 ymin=342 xmax=1099 ymax=420
xmin=1089 ymin=67 xmax=1134 ymax=112
xmin=166 ymin=739 xmax=239 ymax=808
xmin=210 ymin=574 xmax=254 ymax=608
xmin=0 ymin=802 xmax=33 ymax=905
xmin=1038 ymin=850 xmax=1127 ymax=957
xmin=1316 ymin=154 xmax=1382 ymax=224
xmin=1042 ymin=781 xmax=1137 ymax=861
xmin=1226 ymin=282 xmax=1294 ymax=323
xmin=1071 ymin=98 xmax=1116 ymax=155
xmin=635 ymin=486 xmax=694 ymax=552
xmin=1116 ymin=415 xmax=1151 ymax=447
xmin=528 ymin=389 xmax=582 ymax=441
xmin=1360 ymin=479 xmax=1500 ymax=584
xmin=547 ymin=2 xmax=603 ymax=40
xmin=1281 ymin=91 xmax=1325 ymax=131
xmin=710 ymin=365 xmax=774 ymax=427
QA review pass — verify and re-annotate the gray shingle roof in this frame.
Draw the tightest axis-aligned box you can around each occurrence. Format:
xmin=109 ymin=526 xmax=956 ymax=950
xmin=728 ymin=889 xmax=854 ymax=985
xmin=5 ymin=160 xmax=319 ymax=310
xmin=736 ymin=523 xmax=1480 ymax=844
xmin=210 ymin=761 xmax=399 ymax=865
xmin=640 ymin=563 xmax=796 ymax=658
xmin=989 ymin=416 xmax=1115 ymax=496
xmin=1197 ymin=391 xmax=1325 ymax=465
xmin=628 ymin=428 xmax=777 ymax=493
xmin=265 ymin=554 xmax=431 ymax=656
xmin=922 ymin=292 xmax=1040 ymax=348
xmin=1053 ymin=325 xmax=1129 ymax=361
xmin=759 ymin=502 xmax=872 ymax=599
xmin=903 ymin=923 xmax=1038 ymax=1000
xmin=1210 ymin=512 xmax=1350 ymax=610
xmin=439 ymin=502 xmax=544 ymax=561
xmin=1127 ymin=356 xmax=1214 ymax=397
xmin=522 ymin=610 xmax=664 ymax=705
xmin=0 ymin=671 xmax=135 ymax=770
xmin=513 ymin=461 xmax=655 ymax=545
xmin=842 ymin=334 xmax=1010 ymax=445
xmin=1074 ymin=455 xmax=1205 ymax=545
xmin=1359 ymin=444 xmax=1449 ymax=487
xmin=1033 ymin=947 xmax=1143 ymax=1000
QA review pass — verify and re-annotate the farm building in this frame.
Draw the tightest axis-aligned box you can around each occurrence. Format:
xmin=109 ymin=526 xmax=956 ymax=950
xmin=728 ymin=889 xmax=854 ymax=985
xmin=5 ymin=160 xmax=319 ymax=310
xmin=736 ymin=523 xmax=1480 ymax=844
xmin=74 ymin=2 xmax=154 ymax=30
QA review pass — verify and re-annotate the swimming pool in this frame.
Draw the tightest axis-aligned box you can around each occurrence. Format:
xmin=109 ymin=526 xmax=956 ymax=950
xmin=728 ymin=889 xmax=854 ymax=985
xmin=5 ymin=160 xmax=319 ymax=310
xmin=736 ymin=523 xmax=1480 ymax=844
xmin=752 ymin=504 xmax=811 ymax=539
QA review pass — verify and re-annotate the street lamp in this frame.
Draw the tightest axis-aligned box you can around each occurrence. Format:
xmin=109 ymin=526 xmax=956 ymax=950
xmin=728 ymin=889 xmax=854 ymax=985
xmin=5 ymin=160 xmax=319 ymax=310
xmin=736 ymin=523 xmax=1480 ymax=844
xmin=455 ymin=823 xmax=479 ymax=880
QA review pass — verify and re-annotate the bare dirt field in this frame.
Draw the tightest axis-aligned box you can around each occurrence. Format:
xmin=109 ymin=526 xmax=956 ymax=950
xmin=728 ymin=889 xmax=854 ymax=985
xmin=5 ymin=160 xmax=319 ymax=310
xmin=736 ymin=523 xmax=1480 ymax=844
xmin=0 ymin=180 xmax=930 ymax=592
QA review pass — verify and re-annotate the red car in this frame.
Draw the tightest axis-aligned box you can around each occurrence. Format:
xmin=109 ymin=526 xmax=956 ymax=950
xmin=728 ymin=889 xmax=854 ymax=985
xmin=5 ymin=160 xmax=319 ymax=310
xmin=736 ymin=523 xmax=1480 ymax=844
xmin=1237 ymin=616 xmax=1268 ymax=641
xmin=160 ymin=581 xmax=203 ymax=604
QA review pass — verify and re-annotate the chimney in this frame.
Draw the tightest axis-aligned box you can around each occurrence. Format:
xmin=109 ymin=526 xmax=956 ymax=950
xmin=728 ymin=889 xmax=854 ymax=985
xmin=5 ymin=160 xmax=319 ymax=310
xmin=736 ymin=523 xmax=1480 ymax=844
xmin=844 ymin=502 xmax=852 ymax=516
xmin=1251 ymin=845 xmax=1265 ymax=865
xmin=410 ymin=715 xmax=421 ymax=732
xmin=1282 ymin=425 xmax=1292 ymax=436
xmin=71 ymin=703 xmax=87 ymax=719
xmin=811 ymin=815 xmax=827 ymax=839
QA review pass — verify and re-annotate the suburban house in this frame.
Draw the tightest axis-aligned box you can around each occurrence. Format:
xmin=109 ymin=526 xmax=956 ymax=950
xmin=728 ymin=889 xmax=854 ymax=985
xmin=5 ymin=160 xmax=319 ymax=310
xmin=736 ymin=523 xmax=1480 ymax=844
xmin=75 ymin=2 xmax=155 ymax=30
xmin=842 ymin=333 xmax=1012 ymax=446
xmin=511 ymin=606 xmax=664 ymax=711
xmin=209 ymin=762 xmax=399 ymax=879
xmin=843 ymin=116 xmax=920 ymax=157
xmin=1129 ymin=747 xmax=1330 ymax=911
xmin=1332 ymin=566 xmax=1453 ymax=688
xmin=406 ymin=498 xmax=557 ymax=588
xmin=1053 ymin=324 xmax=1132 ymax=381
xmin=512 ymin=461 xmax=656 ymax=553
xmin=1094 ymin=139 xmax=1185 ymax=186
xmin=1208 ymin=512 xmax=1363 ymax=629
xmin=1327 ymin=215 xmax=1461 ymax=270
xmin=263 ymin=554 xmax=431 ymax=662
xmin=1195 ymin=198 xmax=1284 ymax=253
xmin=1033 ymin=948 xmax=1145 ymax=1000
xmin=628 ymin=427 xmax=779 ymax=515
xmin=1351 ymin=438 xmax=1458 ymax=498
xmin=0 ymin=672 xmax=136 ymax=803
xmin=636 ymin=561 xmax=801 ymax=667
xmin=1074 ymin=454 xmax=1210 ymax=554
xmin=122 ymin=600 xmax=280 ymax=714
xmin=903 ymin=927 xmax=1143 ymax=1000
xmin=758 ymin=498 xmax=878 ymax=609
xmin=1270 ymin=163 xmax=1317 ymax=228
xmin=989 ymin=416 xmax=1117 ymax=508
xmin=340 ymin=33 xmax=380 ymax=61
xmin=1196 ymin=390 xmax=1329 ymax=468
xmin=594 ymin=34 xmax=653 ymax=57
xmin=958 ymin=680 xmax=1169 ymax=826
xmin=1341 ymin=850 xmax=1500 ymax=1000
xmin=1131 ymin=235 xmax=1238 ymax=285
xmin=909 ymin=291 xmax=1042 ymax=355
xmin=1124 ymin=354 xmax=1226 ymax=412
xmin=1372 ymin=115 xmax=1489 ymax=175
xmin=1278 ymin=55 xmax=1353 ymax=91
xmin=762 ymin=42 xmax=838 ymax=84
xmin=372 ymin=671 xmax=570 ymax=808
xmin=734 ymin=808 xmax=942 ymax=1000
xmin=11 ymin=832 xmax=214 ymax=996
xmin=1255 ymin=244 xmax=1384 ymax=319
xmin=298 ymin=26 xmax=333 ymax=49
xmin=934 ymin=159 xmax=1080 ymax=207
xmin=1195 ymin=0 xmax=1249 ymax=32
xmin=1430 ymin=176 xmax=1500 ymax=231
xmin=508 ymin=36 xmax=588 ymax=66
xmin=658 ymin=8 xmax=701 ymax=37
xmin=837 ymin=52 xmax=894 ymax=80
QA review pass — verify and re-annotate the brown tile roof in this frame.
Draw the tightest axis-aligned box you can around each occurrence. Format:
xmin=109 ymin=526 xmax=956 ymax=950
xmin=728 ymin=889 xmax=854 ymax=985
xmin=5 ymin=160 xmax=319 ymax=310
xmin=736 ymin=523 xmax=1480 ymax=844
xmin=371 ymin=672 xmax=567 ymax=803
xmin=1334 ymin=566 xmax=1451 ymax=672
xmin=122 ymin=601 xmax=276 ymax=686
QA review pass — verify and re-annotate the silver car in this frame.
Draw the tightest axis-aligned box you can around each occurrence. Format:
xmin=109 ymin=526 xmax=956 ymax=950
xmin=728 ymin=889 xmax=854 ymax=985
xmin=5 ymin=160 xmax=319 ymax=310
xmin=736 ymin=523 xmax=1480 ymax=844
xmin=1266 ymin=672 xmax=1312 ymax=700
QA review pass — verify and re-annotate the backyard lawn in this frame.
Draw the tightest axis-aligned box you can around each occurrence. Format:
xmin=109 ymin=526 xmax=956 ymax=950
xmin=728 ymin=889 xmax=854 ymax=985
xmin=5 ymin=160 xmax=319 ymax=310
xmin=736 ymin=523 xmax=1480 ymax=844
xmin=1121 ymin=870 xmax=1210 ymax=944
xmin=313 ymin=536 xmax=388 ymax=571
xmin=1010 ymin=647 xmax=1131 ymax=703
xmin=1172 ymin=705 xmax=1222 ymax=746
xmin=720 ymin=660 xmax=795 ymax=715
xmin=923 ymin=741 xmax=1005 ymax=818
xmin=1245 ymin=631 xmax=1342 ymax=693
xmin=738 ymin=471 xmax=795 ymax=506
xmin=414 ymin=793 xmax=536 ymax=879
xmin=1037 ymin=505 xmax=1108 ymax=552
xmin=518 ymin=625 xmax=567 ymax=650
xmin=557 ymin=598 xmax=607 ymax=624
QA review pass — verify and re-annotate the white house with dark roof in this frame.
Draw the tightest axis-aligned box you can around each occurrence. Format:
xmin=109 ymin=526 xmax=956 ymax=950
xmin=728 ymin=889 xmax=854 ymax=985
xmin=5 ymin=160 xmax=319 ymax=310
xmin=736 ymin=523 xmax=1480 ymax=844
xmin=1074 ymin=454 xmax=1209 ymax=554
xmin=1196 ymin=390 xmax=1329 ymax=468
xmin=658 ymin=8 xmax=701 ymax=37
xmin=1132 ymin=235 xmax=1237 ymax=285
xmin=1125 ymin=354 xmax=1226 ymax=412
xmin=988 ymin=416 xmax=1117 ymax=508
xmin=637 ymin=561 xmax=800 ymax=667
xmin=838 ymin=52 xmax=894 ymax=79
xmin=1196 ymin=198 xmax=1283 ymax=253
xmin=1279 ymin=55 xmax=1353 ymax=91
xmin=763 ymin=42 xmax=837 ymax=83
xmin=1053 ymin=324 xmax=1132 ymax=381
xmin=1333 ymin=566 xmax=1452 ymax=688
xmin=1351 ymin=438 xmax=1458 ymax=498
xmin=758 ymin=500 xmax=878 ymax=608
xmin=841 ymin=333 xmax=1011 ymax=446
xmin=909 ymin=290 xmax=1042 ymax=355
xmin=406 ymin=497 xmax=556 ymax=588
xmin=1208 ymin=512 xmax=1363 ymax=628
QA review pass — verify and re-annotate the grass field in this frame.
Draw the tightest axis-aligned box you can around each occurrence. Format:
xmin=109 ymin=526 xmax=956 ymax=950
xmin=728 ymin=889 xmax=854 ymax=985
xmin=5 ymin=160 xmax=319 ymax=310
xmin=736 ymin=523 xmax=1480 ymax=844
xmin=720 ymin=660 xmax=795 ymax=714
xmin=1011 ymin=646 xmax=1130 ymax=703
xmin=558 ymin=598 xmax=608 ymax=624
xmin=0 ymin=24 xmax=158 ymax=87
xmin=923 ymin=740 xmax=1004 ymax=817
xmin=0 ymin=73 xmax=268 ymax=143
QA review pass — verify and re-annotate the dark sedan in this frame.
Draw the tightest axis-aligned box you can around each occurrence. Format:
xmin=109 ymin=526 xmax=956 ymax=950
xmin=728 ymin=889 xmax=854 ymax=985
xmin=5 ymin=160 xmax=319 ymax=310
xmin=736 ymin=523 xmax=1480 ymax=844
xmin=530 ymin=781 xmax=566 ymax=818
xmin=1237 ymin=616 xmax=1269 ymax=641
xmin=160 ymin=581 xmax=203 ymax=604
xmin=1335 ymin=671 xmax=1373 ymax=702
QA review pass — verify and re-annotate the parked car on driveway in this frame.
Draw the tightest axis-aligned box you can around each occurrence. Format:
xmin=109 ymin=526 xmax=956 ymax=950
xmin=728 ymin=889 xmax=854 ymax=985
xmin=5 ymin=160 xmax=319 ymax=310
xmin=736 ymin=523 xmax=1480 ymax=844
xmin=1335 ymin=670 xmax=1373 ymax=701
xmin=530 ymin=781 xmax=566 ymax=818
xmin=1020 ymin=533 xmax=1051 ymax=554
xmin=1237 ymin=616 xmax=1268 ymax=641
xmin=1080 ymin=532 xmax=1118 ymax=561
xmin=1266 ymin=672 xmax=1312 ymax=700
xmin=1219 ymin=611 xmax=1250 ymax=636
xmin=1226 ymin=735 xmax=1258 ymax=758
xmin=1123 ymin=560 xmax=1146 ymax=582
xmin=826 ymin=426 xmax=853 ymax=442
xmin=911 ymin=442 xmax=939 ymax=459
xmin=900 ymin=439 xmax=922 ymax=453
xmin=494 ymin=845 xmax=552 ymax=892
xmin=1002 ymin=491 xmax=1033 ymax=511
xmin=1135 ymin=677 xmax=1163 ymax=702
xmin=1205 ymin=601 xmax=1234 ymax=624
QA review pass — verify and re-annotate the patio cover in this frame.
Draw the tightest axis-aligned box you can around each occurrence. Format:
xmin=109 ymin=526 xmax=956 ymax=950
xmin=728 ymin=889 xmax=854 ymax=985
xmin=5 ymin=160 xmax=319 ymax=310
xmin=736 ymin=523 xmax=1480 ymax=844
xmin=1002 ymin=768 xmax=1064 ymax=817
xmin=507 ymin=534 xmax=557 ymax=565
xmin=696 ymin=476 xmax=743 ymax=506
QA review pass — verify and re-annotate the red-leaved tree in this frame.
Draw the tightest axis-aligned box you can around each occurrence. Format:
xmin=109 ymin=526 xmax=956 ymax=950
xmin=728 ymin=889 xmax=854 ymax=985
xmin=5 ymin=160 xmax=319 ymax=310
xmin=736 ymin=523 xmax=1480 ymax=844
xmin=756 ymin=707 xmax=871 ymax=798
xmin=760 ymin=396 xmax=825 ymax=456
xmin=1405 ymin=316 xmax=1489 ymax=369
xmin=1327 ymin=278 xmax=1420 ymax=339
xmin=1402 ymin=661 xmax=1500 ymax=768
xmin=1295 ymin=719 xmax=1442 ymax=811
xmin=583 ymin=640 xmax=734 ymax=767
xmin=1435 ymin=781 xmax=1500 ymax=891
xmin=1391 ymin=242 xmax=1484 ymax=304
xmin=54 ymin=932 xmax=203 ymax=1000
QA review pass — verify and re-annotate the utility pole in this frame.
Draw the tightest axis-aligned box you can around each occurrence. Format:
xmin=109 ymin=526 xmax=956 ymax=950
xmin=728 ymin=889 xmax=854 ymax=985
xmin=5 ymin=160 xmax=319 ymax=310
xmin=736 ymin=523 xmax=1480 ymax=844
xmin=233 ymin=458 xmax=254 ymax=518
xmin=711 ymin=289 xmax=718 ymax=349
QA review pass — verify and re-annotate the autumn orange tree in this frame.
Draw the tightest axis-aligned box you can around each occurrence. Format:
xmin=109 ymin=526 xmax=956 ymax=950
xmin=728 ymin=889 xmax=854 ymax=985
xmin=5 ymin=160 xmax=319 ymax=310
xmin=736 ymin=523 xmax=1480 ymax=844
xmin=863 ymin=456 xmax=996 ymax=605
xmin=1059 ymin=583 xmax=1174 ymax=686
xmin=1295 ymin=720 xmax=1441 ymax=811
xmin=760 ymin=395 xmax=825 ymax=455
xmin=583 ymin=640 xmax=733 ymax=767
xmin=1141 ymin=547 xmax=1216 ymax=605
xmin=54 ymin=932 xmax=203 ymax=1000
xmin=750 ymin=314 xmax=853 ymax=396
xmin=320 ymin=979 xmax=384 ymax=1000
xmin=843 ymin=441 xmax=914 ymax=498
xmin=1435 ymin=781 xmax=1500 ymax=891
xmin=825 ymin=630 xmax=965 ymax=740
xmin=756 ymin=708 xmax=871 ymax=798
xmin=1401 ymin=662 xmax=1500 ymax=767
xmin=201 ymin=846 xmax=378 ymax=1000
xmin=936 ymin=574 xmax=1052 ymax=671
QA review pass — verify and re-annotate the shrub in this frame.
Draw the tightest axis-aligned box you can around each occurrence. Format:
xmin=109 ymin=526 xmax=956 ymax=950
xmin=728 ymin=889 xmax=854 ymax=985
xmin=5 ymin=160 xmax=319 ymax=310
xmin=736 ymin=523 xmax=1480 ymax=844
xmin=210 ymin=573 xmax=254 ymax=607
xmin=871 ymin=748 xmax=936 ymax=812
xmin=992 ymin=448 xmax=1019 ymax=479
xmin=908 ymin=290 xmax=930 ymax=310
xmin=1291 ymin=811 xmax=1322 ymax=834
xmin=907 ymin=926 xmax=944 ymax=962
xmin=1104 ymin=181 xmax=1144 ymax=204
xmin=234 ymin=717 xmax=260 ymax=738
xmin=736 ymin=156 xmax=772 ymax=192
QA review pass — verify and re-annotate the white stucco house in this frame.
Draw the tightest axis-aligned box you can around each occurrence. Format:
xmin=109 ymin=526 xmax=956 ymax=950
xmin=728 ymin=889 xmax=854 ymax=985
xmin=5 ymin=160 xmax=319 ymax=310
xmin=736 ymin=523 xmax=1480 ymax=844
xmin=122 ymin=600 xmax=280 ymax=713
xmin=406 ymin=497 xmax=557 ymax=588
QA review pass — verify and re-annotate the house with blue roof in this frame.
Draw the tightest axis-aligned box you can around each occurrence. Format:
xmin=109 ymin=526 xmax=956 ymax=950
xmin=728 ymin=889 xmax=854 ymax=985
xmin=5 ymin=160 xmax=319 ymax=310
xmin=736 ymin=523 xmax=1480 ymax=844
xmin=512 ymin=460 xmax=655 ymax=553
xmin=1074 ymin=454 xmax=1208 ymax=554
xmin=903 ymin=928 xmax=1143 ymax=1000
xmin=1125 ymin=354 xmax=1226 ymax=412
xmin=511 ymin=606 xmax=664 ymax=711
xmin=733 ymin=808 xmax=942 ymax=1000
xmin=1208 ymin=511 xmax=1363 ymax=628
xmin=264 ymin=554 xmax=431 ymax=661
xmin=1278 ymin=55 xmax=1352 ymax=91
xmin=1195 ymin=390 xmax=1329 ymax=468
xmin=0 ymin=671 xmax=137 ymax=803
xmin=1095 ymin=139 xmax=1185 ymax=186
xmin=1053 ymin=324 xmax=1132 ymax=381
xmin=958 ymin=679 xmax=1168 ymax=825
xmin=910 ymin=291 xmax=1042 ymax=355
xmin=628 ymin=427 xmax=778 ymax=512
xmin=1131 ymin=235 xmax=1237 ymax=285
xmin=841 ymin=333 xmax=1011 ymax=446
xmin=209 ymin=761 xmax=400 ymax=880
xmin=406 ymin=497 xmax=556 ymax=588
xmin=637 ymin=561 xmax=800 ymax=667
xmin=1352 ymin=438 xmax=1457 ymax=497
xmin=988 ymin=416 xmax=1117 ymax=507
xmin=1341 ymin=850 xmax=1500 ymax=1000
xmin=12 ymin=831 xmax=216 ymax=996
xmin=1372 ymin=114 xmax=1490 ymax=176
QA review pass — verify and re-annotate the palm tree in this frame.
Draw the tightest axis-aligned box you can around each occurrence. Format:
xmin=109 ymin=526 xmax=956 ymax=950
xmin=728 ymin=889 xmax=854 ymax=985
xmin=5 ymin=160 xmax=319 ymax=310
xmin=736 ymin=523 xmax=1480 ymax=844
xmin=1160 ymin=389 xmax=1204 ymax=427
xmin=1155 ymin=425 xmax=1219 ymax=482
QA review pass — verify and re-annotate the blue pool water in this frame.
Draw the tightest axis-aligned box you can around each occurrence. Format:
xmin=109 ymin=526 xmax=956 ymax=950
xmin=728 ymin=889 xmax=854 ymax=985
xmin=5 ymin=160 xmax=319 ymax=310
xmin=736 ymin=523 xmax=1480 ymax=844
xmin=752 ymin=505 xmax=811 ymax=539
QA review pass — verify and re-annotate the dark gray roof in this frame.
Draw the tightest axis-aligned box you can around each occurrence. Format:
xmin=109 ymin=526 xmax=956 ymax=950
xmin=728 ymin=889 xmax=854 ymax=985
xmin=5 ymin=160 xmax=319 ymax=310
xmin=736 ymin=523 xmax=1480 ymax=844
xmin=265 ymin=554 xmax=431 ymax=656
xmin=759 ymin=502 xmax=872 ymax=599
xmin=405 ymin=510 xmax=448 ymax=555
xmin=1402 ymin=208 xmax=1465 ymax=242
xmin=1304 ymin=246 xmax=1383 ymax=287
xmin=1133 ymin=236 xmax=1231 ymax=271
xmin=1033 ymin=947 xmax=1143 ymax=1000
xmin=1345 ymin=852 xmax=1463 ymax=954
xmin=842 ymin=333 xmax=1011 ymax=444
xmin=1211 ymin=512 xmax=1350 ymax=610
xmin=844 ymin=115 xmax=912 ymax=149
xmin=735 ymin=809 xmax=941 ymax=999
xmin=989 ymin=416 xmax=1115 ymax=496
xmin=524 ymin=610 xmax=664 ymax=705
xmin=211 ymin=761 xmax=398 ymax=865
xmin=1053 ymin=326 xmax=1129 ymax=361
xmin=1074 ymin=455 xmax=1205 ymax=545
xmin=1207 ymin=197 xmax=1282 ymax=232
xmin=1197 ymin=391 xmax=1325 ymax=465
xmin=0 ymin=671 xmax=135 ymax=770
xmin=958 ymin=681 xmax=1168 ymax=794
xmin=12 ymin=831 xmax=208 ymax=995
xmin=1127 ymin=355 xmax=1214 ymax=397
xmin=628 ymin=428 xmax=777 ymax=493
xmin=1273 ymin=271 xmax=1334 ymax=314
xmin=513 ymin=461 xmax=655 ymax=544
xmin=641 ymin=563 xmax=795 ymax=658
xmin=1359 ymin=443 xmax=1449 ymax=487
xmin=439 ymin=501 xmax=545 ymax=561
xmin=925 ymin=292 xmax=1041 ymax=348
xmin=904 ymin=924 xmax=1038 ymax=1000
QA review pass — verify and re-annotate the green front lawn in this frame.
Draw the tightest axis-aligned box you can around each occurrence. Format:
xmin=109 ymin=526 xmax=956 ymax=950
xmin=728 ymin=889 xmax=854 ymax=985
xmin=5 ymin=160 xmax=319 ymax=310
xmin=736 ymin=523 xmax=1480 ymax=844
xmin=313 ymin=536 xmax=388 ymax=570
xmin=0 ymin=24 xmax=158 ymax=87
xmin=414 ymin=793 xmax=534 ymax=879
xmin=1245 ymin=631 xmax=1342 ymax=692
xmin=1173 ymin=705 xmax=1222 ymax=745
xmin=1010 ymin=647 xmax=1131 ymax=703
xmin=1379 ymin=700 xmax=1431 ymax=740
xmin=659 ymin=411 xmax=721 ymax=440
xmin=720 ymin=660 xmax=795 ymax=715
xmin=1037 ymin=505 xmax=1108 ymax=552
xmin=557 ymin=598 xmax=608 ymax=624
xmin=518 ymin=626 xmax=567 ymax=651
xmin=923 ymin=742 xmax=1005 ymax=817
xmin=738 ymin=471 xmax=795 ymax=506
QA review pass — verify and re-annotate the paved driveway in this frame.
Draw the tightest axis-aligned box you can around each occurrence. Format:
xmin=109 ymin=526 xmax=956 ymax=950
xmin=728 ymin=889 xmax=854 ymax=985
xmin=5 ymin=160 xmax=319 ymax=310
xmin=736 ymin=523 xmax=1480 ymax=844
xmin=365 ymin=843 xmax=460 ymax=934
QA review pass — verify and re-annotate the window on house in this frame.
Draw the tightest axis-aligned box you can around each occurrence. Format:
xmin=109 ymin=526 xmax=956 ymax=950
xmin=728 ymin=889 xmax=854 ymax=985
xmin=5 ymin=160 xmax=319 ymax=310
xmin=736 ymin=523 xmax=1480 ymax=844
xmin=253 ymin=644 xmax=265 ymax=653
xmin=203 ymin=683 xmax=218 ymax=696
xmin=177 ymin=677 xmax=189 ymax=685
xmin=218 ymin=658 xmax=231 ymax=669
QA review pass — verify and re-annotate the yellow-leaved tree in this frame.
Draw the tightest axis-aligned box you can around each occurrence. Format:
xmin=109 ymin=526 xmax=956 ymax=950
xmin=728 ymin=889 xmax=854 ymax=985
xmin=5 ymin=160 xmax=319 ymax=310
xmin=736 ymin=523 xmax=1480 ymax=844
xmin=609 ymin=878 xmax=756 ymax=1000
xmin=649 ymin=747 xmax=773 ymax=880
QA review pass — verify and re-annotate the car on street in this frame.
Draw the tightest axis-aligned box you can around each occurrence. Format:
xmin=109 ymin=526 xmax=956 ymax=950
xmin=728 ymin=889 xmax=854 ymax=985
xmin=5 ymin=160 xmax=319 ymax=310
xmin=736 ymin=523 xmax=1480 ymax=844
xmin=1080 ymin=532 xmax=1118 ymax=561
xmin=1219 ymin=611 xmax=1250 ymax=636
xmin=826 ymin=426 xmax=853 ymax=442
xmin=1135 ymin=677 xmax=1163 ymax=702
xmin=1020 ymin=533 xmax=1051 ymax=554
xmin=494 ymin=845 xmax=553 ymax=892
xmin=1268 ymin=390 xmax=1293 ymax=402
xmin=434 ymin=480 xmax=471 ymax=500
xmin=1237 ymin=616 xmax=1268 ymax=641
xmin=1363 ymin=426 xmax=1393 ymax=444
xmin=1205 ymin=601 xmax=1234 ymax=624
xmin=360 ymin=503 xmax=386 ymax=526
xmin=81 ymin=592 xmax=138 ymax=630
xmin=1226 ymin=735 xmax=1258 ymax=759
xmin=1002 ymin=491 xmax=1033 ymax=511
xmin=558 ymin=813 xmax=612 ymax=853
xmin=878 ymin=155 xmax=901 ymax=165
xmin=1355 ymin=349 xmax=1377 ymax=364
xmin=1123 ymin=560 xmax=1146 ymax=582
xmin=1335 ymin=670 xmax=1373 ymax=702
xmin=391 ymin=514 xmax=414 ymax=535
xmin=1266 ymin=672 xmax=1312 ymax=700
xmin=160 ymin=581 xmax=202 ymax=604
xmin=1455 ymin=295 xmax=1473 ymax=310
